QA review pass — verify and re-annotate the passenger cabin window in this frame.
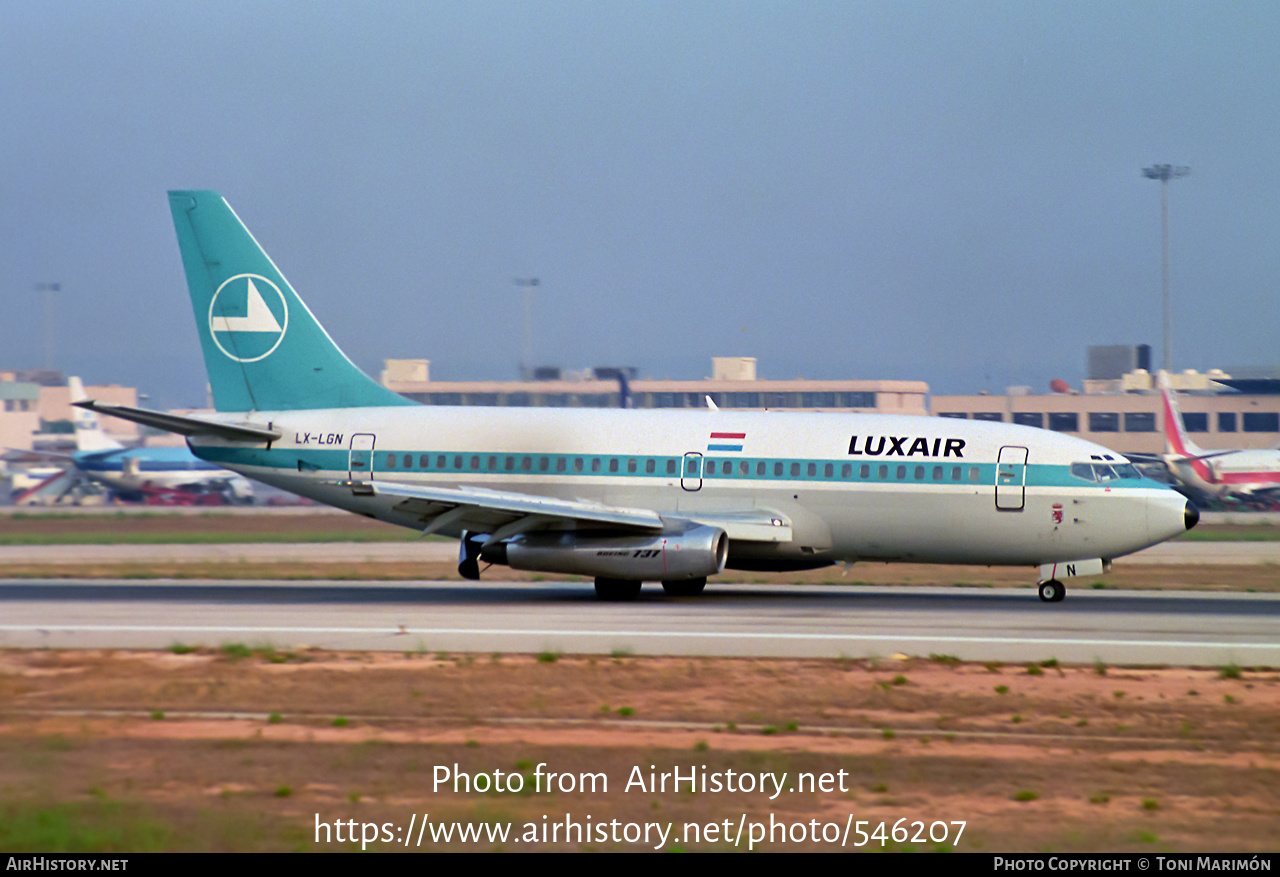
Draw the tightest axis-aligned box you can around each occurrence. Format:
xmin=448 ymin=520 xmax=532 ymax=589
xmin=896 ymin=465 xmax=906 ymax=479
xmin=774 ymin=462 xmax=784 ymax=476
xmin=739 ymin=461 xmax=748 ymax=475
xmin=666 ymin=460 xmax=677 ymax=475
xmin=757 ymin=461 xmax=766 ymax=476
xmin=386 ymin=454 xmax=396 ymax=468
xmin=647 ymin=459 xmax=657 ymax=474
xmin=609 ymin=459 xmax=619 ymax=473
xmin=968 ymin=466 xmax=980 ymax=482
xmin=627 ymin=459 xmax=637 ymax=473
xmin=437 ymin=455 xmax=447 ymax=468
xmin=405 ymin=455 xmax=413 ymax=469
xmin=420 ymin=455 xmax=430 ymax=469
xmin=591 ymin=458 xmax=601 ymax=473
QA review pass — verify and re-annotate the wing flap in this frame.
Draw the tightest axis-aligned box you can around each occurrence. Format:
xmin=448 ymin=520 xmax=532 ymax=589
xmin=337 ymin=479 xmax=793 ymax=542
xmin=343 ymin=479 xmax=665 ymax=531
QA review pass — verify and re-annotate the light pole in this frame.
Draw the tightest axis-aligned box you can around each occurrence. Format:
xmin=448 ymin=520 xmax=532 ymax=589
xmin=36 ymin=282 xmax=61 ymax=370
xmin=1142 ymin=164 xmax=1190 ymax=373
xmin=513 ymin=277 xmax=539 ymax=380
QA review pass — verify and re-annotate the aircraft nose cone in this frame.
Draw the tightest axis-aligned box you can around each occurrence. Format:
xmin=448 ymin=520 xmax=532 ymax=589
xmin=1184 ymin=500 xmax=1200 ymax=531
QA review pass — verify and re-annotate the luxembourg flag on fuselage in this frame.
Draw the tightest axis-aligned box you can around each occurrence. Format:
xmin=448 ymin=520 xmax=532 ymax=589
xmin=707 ymin=432 xmax=746 ymax=452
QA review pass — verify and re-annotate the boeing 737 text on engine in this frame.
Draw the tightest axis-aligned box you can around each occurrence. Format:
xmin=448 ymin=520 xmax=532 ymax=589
xmin=78 ymin=192 xmax=1198 ymax=602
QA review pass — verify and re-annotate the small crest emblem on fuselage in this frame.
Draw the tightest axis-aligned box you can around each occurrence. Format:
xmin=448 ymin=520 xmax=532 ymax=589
xmin=207 ymin=274 xmax=289 ymax=362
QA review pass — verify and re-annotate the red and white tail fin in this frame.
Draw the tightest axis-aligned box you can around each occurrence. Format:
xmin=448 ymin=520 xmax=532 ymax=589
xmin=1157 ymin=372 xmax=1203 ymax=458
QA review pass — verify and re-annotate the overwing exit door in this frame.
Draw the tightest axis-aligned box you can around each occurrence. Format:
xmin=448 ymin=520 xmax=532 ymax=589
xmin=681 ymin=452 xmax=703 ymax=491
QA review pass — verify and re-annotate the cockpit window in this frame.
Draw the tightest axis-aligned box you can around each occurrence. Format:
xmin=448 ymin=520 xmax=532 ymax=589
xmin=1072 ymin=462 xmax=1144 ymax=482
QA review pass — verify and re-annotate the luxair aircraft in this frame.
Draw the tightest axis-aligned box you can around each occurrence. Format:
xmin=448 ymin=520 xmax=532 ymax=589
xmin=78 ymin=191 xmax=1198 ymax=602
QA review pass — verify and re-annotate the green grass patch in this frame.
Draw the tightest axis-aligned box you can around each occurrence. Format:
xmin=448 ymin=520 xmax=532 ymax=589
xmin=0 ymin=801 xmax=172 ymax=852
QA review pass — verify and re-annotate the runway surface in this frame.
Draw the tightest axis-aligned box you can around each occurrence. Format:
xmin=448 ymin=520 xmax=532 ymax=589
xmin=1 ymin=578 xmax=1276 ymax=665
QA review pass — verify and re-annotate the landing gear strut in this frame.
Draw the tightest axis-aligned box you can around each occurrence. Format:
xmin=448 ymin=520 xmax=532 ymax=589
xmin=594 ymin=578 xmax=642 ymax=601
xmin=661 ymin=577 xmax=707 ymax=597
xmin=1038 ymin=579 xmax=1066 ymax=603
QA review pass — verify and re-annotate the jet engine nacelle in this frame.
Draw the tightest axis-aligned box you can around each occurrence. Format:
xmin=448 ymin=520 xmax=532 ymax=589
xmin=483 ymin=526 xmax=729 ymax=581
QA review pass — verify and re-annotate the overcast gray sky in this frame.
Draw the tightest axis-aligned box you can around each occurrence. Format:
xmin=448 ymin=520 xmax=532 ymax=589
xmin=3 ymin=1 xmax=1277 ymax=408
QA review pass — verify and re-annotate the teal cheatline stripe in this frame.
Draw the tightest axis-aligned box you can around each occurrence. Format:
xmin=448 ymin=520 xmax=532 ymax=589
xmin=191 ymin=446 xmax=1158 ymax=492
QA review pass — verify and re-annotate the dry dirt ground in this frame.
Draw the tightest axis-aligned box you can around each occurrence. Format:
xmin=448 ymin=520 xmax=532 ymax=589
xmin=2 ymin=513 xmax=1277 ymax=852
xmin=0 ymin=650 xmax=1277 ymax=853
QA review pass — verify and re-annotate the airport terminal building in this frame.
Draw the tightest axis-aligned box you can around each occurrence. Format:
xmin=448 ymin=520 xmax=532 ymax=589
xmin=379 ymin=356 xmax=1280 ymax=458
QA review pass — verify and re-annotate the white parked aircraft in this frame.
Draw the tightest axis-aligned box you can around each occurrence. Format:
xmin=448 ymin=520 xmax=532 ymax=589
xmin=78 ymin=191 xmax=1197 ymax=602
xmin=67 ymin=377 xmax=254 ymax=501
xmin=1156 ymin=373 xmax=1280 ymax=505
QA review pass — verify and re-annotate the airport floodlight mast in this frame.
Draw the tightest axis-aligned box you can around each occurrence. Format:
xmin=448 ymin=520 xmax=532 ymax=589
xmin=1142 ymin=164 xmax=1190 ymax=373
xmin=36 ymin=282 xmax=61 ymax=370
xmin=514 ymin=277 xmax=539 ymax=380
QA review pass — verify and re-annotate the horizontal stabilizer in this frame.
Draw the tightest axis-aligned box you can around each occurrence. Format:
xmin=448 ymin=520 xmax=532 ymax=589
xmin=74 ymin=401 xmax=281 ymax=443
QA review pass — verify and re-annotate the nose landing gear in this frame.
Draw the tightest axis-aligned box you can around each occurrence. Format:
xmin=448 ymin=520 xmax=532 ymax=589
xmin=1038 ymin=579 xmax=1066 ymax=603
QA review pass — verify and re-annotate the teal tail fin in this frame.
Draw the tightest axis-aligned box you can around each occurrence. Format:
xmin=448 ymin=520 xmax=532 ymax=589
xmin=168 ymin=190 xmax=414 ymax=412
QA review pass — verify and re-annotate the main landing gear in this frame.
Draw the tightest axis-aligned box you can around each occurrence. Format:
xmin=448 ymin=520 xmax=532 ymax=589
xmin=594 ymin=578 xmax=643 ymax=601
xmin=1038 ymin=579 xmax=1066 ymax=603
xmin=593 ymin=577 xmax=709 ymax=600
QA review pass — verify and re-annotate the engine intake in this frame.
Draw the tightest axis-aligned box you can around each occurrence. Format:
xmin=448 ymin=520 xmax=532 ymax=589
xmin=482 ymin=526 xmax=728 ymax=581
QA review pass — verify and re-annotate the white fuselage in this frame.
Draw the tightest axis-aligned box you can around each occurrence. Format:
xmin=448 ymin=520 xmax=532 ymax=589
xmin=189 ymin=406 xmax=1191 ymax=569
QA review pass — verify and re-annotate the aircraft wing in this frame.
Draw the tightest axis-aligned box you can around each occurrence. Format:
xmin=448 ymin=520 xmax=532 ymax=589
xmin=74 ymin=401 xmax=281 ymax=443
xmin=340 ymin=479 xmax=793 ymax=543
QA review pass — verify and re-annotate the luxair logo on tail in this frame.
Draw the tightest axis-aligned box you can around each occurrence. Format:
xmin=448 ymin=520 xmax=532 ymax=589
xmin=207 ymin=274 xmax=289 ymax=362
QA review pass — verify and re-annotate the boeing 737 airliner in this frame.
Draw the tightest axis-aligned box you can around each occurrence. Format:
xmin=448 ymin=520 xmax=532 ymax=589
xmin=79 ymin=192 xmax=1198 ymax=602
